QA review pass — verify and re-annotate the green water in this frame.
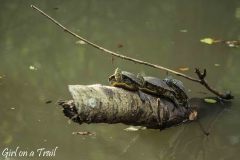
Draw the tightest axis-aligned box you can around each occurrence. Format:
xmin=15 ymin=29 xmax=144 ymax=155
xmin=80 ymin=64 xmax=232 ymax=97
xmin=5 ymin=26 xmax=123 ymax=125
xmin=1 ymin=0 xmax=240 ymax=160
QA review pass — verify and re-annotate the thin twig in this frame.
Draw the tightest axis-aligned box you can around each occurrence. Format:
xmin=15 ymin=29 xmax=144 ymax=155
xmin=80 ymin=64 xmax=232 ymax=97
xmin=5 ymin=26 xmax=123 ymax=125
xmin=30 ymin=5 xmax=234 ymax=100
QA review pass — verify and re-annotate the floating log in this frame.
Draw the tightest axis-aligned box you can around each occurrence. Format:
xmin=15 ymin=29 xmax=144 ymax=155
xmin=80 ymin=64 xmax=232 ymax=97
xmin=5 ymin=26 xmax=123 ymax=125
xmin=58 ymin=85 xmax=193 ymax=129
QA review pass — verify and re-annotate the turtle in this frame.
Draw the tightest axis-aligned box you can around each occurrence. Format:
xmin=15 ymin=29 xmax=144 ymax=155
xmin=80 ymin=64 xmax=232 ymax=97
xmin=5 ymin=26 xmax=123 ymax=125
xmin=108 ymin=68 xmax=143 ymax=91
xmin=109 ymin=68 xmax=147 ymax=102
xmin=138 ymin=76 xmax=180 ymax=107
xmin=163 ymin=77 xmax=188 ymax=106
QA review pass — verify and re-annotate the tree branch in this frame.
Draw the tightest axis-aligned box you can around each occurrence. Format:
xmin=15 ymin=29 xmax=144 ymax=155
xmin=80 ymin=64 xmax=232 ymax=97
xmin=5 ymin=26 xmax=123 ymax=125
xmin=30 ymin=5 xmax=234 ymax=100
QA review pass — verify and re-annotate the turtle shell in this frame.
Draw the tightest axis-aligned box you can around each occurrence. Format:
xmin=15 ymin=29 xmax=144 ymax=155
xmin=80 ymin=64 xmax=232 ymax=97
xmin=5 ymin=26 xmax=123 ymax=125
xmin=141 ymin=76 xmax=179 ymax=107
xmin=163 ymin=77 xmax=188 ymax=99
xmin=108 ymin=70 xmax=142 ymax=91
xmin=143 ymin=76 xmax=174 ymax=92
xmin=121 ymin=71 xmax=142 ymax=86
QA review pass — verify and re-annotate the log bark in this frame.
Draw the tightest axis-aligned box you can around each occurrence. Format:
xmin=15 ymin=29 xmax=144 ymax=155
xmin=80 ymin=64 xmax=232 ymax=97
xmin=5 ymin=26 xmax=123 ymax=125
xmin=58 ymin=85 xmax=192 ymax=129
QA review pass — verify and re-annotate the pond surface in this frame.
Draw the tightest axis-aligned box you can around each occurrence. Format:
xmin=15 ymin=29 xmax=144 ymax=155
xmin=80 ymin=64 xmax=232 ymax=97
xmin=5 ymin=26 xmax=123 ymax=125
xmin=1 ymin=0 xmax=240 ymax=160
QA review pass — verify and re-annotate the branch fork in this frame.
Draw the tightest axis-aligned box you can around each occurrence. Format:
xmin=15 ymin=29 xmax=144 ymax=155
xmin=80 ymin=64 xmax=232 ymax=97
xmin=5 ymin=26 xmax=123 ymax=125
xmin=195 ymin=68 xmax=233 ymax=100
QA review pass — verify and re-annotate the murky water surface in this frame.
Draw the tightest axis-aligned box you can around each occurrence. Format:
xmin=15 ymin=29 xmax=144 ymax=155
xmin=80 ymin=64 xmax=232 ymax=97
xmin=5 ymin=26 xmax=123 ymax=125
xmin=1 ymin=0 xmax=240 ymax=160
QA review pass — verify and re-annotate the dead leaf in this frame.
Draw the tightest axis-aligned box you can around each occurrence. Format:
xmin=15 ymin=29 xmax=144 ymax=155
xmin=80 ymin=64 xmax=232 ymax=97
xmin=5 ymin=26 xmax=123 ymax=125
xmin=178 ymin=67 xmax=189 ymax=71
xmin=189 ymin=110 xmax=198 ymax=121
xmin=204 ymin=98 xmax=217 ymax=104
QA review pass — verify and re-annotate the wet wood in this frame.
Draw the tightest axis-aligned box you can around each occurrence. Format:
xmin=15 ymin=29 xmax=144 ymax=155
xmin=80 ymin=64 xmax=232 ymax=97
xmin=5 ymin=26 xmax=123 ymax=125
xmin=58 ymin=85 xmax=192 ymax=129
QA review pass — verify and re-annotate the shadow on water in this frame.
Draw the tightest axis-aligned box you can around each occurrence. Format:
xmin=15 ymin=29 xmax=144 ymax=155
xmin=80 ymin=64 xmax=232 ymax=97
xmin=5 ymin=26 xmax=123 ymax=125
xmin=190 ymin=98 xmax=232 ymax=135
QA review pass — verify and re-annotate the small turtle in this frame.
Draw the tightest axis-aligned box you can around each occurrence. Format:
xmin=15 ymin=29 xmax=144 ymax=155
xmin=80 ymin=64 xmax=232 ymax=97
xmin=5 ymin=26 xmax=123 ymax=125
xmin=108 ymin=68 xmax=142 ymax=91
xmin=109 ymin=68 xmax=146 ymax=101
xmin=163 ymin=77 xmax=188 ymax=106
xmin=139 ymin=76 xmax=179 ymax=107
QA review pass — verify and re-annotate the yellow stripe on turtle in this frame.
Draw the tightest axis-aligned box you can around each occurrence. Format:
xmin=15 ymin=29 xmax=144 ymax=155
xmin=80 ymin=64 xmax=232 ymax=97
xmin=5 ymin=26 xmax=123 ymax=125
xmin=111 ymin=82 xmax=137 ymax=91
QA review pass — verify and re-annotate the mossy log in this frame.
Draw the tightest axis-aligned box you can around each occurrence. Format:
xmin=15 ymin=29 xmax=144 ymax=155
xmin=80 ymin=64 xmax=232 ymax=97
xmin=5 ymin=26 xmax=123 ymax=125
xmin=58 ymin=84 xmax=192 ymax=129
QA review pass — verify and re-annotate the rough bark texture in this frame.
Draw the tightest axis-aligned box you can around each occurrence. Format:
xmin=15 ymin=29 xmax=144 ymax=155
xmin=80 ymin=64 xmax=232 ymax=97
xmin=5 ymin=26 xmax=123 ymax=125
xmin=58 ymin=85 xmax=192 ymax=129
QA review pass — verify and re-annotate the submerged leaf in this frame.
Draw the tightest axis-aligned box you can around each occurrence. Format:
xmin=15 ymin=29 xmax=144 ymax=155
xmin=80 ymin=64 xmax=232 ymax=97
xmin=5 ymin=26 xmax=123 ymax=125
xmin=0 ymin=75 xmax=6 ymax=79
xmin=180 ymin=29 xmax=188 ymax=33
xmin=117 ymin=44 xmax=124 ymax=48
xmin=4 ymin=135 xmax=13 ymax=145
xmin=200 ymin=38 xmax=215 ymax=44
xmin=204 ymin=98 xmax=217 ymax=104
xmin=45 ymin=100 xmax=52 ymax=104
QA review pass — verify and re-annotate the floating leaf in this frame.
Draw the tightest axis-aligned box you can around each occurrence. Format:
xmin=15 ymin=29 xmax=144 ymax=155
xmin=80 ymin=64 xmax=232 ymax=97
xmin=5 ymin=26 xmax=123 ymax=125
xmin=124 ymin=126 xmax=146 ymax=131
xmin=29 ymin=65 xmax=37 ymax=70
xmin=225 ymin=41 xmax=240 ymax=48
xmin=204 ymin=98 xmax=217 ymax=104
xmin=200 ymin=38 xmax=215 ymax=44
xmin=75 ymin=40 xmax=86 ymax=45
xmin=178 ymin=67 xmax=189 ymax=71
xmin=72 ymin=131 xmax=96 ymax=136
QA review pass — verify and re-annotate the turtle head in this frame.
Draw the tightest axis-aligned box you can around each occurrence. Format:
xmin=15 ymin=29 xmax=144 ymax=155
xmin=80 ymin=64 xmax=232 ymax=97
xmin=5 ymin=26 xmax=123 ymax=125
xmin=137 ymin=73 xmax=144 ymax=86
xmin=114 ymin=68 xmax=122 ymax=82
